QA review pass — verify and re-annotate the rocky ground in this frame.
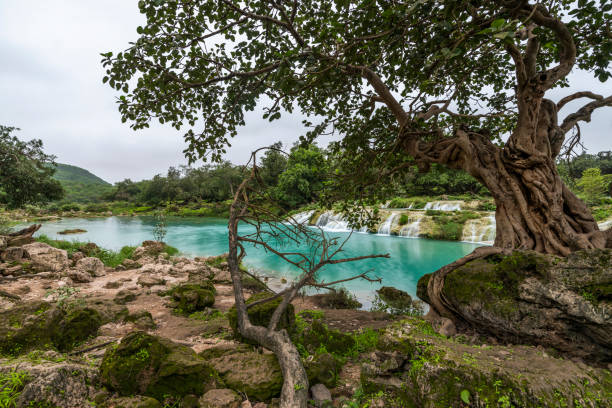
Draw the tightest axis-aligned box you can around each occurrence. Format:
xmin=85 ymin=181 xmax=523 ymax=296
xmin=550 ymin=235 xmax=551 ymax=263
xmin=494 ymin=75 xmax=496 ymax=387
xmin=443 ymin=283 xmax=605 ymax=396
xmin=0 ymin=231 xmax=611 ymax=407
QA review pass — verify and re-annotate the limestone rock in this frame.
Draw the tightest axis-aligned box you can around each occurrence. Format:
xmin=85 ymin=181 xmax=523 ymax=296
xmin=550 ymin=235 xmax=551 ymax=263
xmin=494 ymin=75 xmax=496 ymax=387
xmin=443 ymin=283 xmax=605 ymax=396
xmin=310 ymin=384 xmax=332 ymax=406
xmin=0 ymin=301 xmax=102 ymax=355
xmin=420 ymin=249 xmax=612 ymax=363
xmin=133 ymin=241 xmax=166 ymax=260
xmin=0 ymin=235 xmax=6 ymax=250
xmin=76 ymin=256 xmax=106 ymax=277
xmin=114 ymin=289 xmax=138 ymax=304
xmin=168 ymin=283 xmax=215 ymax=314
xmin=100 ymin=331 xmax=220 ymax=400
xmin=101 ymin=396 xmax=161 ymax=408
xmin=0 ymin=361 xmax=98 ymax=408
xmin=360 ymin=317 xmax=612 ymax=407
xmin=67 ymin=269 xmax=94 ymax=283
xmin=199 ymin=344 xmax=283 ymax=401
xmin=137 ymin=275 xmax=166 ymax=287
xmin=71 ymin=251 xmax=86 ymax=265
xmin=21 ymin=242 xmax=69 ymax=272
xmin=122 ymin=258 xmax=141 ymax=269
xmin=199 ymin=389 xmax=241 ymax=408
xmin=0 ymin=246 xmax=26 ymax=262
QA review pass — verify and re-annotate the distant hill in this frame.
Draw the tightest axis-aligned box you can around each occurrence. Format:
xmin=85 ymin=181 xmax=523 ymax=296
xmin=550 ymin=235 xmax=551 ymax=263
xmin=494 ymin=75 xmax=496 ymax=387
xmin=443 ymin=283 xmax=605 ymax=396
xmin=52 ymin=163 xmax=113 ymax=203
xmin=53 ymin=163 xmax=110 ymax=185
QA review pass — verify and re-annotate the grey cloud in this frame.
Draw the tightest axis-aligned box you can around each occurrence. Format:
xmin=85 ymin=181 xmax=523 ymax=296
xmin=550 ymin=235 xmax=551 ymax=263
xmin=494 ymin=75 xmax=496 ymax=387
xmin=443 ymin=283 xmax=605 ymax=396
xmin=0 ymin=1 xmax=610 ymax=185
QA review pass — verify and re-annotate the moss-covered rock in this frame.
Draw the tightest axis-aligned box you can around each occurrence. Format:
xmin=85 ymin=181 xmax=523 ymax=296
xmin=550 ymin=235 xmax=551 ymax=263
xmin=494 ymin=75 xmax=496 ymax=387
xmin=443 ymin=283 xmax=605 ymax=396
xmin=168 ymin=283 xmax=215 ymax=314
xmin=227 ymin=292 xmax=295 ymax=342
xmin=0 ymin=301 xmax=102 ymax=355
xmin=101 ymin=396 xmax=161 ymax=408
xmin=294 ymin=319 xmax=355 ymax=355
xmin=124 ymin=310 xmax=157 ymax=330
xmin=199 ymin=344 xmax=282 ymax=401
xmin=359 ymin=318 xmax=612 ymax=408
xmin=429 ymin=249 xmax=612 ymax=363
xmin=99 ymin=331 xmax=221 ymax=400
xmin=304 ymin=352 xmax=343 ymax=388
xmin=50 ymin=307 xmax=102 ymax=352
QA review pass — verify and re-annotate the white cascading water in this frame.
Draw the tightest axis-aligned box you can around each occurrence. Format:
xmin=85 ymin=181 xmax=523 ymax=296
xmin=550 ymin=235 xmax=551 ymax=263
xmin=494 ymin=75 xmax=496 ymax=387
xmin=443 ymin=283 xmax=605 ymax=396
xmin=462 ymin=215 xmax=496 ymax=243
xmin=377 ymin=214 xmax=398 ymax=235
xmin=290 ymin=210 xmax=314 ymax=225
xmin=424 ymin=201 xmax=463 ymax=211
xmin=314 ymin=211 xmax=351 ymax=232
xmin=598 ymin=219 xmax=612 ymax=231
xmin=400 ymin=215 xmax=423 ymax=238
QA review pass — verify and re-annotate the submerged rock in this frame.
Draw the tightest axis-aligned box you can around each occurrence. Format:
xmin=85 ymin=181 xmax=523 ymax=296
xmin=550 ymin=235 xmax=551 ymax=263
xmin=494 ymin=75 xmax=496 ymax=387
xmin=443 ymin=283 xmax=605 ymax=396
xmin=100 ymin=331 xmax=220 ymax=400
xmin=199 ymin=344 xmax=283 ymax=401
xmin=419 ymin=249 xmax=612 ymax=363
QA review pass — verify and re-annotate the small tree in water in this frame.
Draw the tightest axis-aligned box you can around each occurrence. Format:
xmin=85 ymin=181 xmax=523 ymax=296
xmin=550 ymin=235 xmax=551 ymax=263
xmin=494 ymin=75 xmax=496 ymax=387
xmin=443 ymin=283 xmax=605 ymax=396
xmin=152 ymin=211 xmax=167 ymax=242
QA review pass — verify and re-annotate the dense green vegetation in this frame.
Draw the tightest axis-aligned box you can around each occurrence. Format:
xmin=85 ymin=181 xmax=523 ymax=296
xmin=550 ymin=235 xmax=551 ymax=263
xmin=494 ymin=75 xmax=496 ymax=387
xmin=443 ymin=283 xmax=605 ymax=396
xmin=0 ymin=126 xmax=64 ymax=208
xmin=52 ymin=163 xmax=114 ymax=204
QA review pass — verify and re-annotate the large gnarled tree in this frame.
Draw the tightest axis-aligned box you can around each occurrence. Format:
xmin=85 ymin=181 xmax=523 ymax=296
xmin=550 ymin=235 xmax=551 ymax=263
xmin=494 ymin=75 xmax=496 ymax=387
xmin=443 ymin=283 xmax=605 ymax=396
xmin=103 ymin=0 xmax=611 ymax=255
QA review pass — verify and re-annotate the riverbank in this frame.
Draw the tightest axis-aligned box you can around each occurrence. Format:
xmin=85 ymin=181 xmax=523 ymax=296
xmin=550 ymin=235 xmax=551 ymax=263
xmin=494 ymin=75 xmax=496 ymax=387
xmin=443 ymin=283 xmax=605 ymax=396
xmin=1 ymin=233 xmax=610 ymax=407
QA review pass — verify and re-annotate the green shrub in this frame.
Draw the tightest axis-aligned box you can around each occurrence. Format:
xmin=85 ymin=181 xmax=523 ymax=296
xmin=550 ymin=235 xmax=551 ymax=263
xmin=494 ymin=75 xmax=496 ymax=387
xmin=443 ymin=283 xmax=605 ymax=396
xmin=0 ymin=370 xmax=29 ymax=408
xmin=315 ymin=288 xmax=362 ymax=309
xmin=398 ymin=214 xmax=409 ymax=225
xmin=60 ymin=203 xmax=81 ymax=212
xmin=36 ymin=235 xmax=137 ymax=267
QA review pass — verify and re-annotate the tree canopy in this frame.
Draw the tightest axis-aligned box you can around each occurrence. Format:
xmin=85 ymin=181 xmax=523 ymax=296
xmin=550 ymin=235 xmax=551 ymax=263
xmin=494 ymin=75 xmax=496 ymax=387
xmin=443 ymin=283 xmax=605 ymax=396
xmin=104 ymin=0 xmax=612 ymax=255
xmin=0 ymin=126 xmax=64 ymax=209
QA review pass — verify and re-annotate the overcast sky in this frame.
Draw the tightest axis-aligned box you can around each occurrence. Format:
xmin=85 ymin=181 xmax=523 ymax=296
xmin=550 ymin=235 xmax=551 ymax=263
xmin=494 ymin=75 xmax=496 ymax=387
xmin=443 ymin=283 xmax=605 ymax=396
xmin=0 ymin=1 xmax=610 ymax=184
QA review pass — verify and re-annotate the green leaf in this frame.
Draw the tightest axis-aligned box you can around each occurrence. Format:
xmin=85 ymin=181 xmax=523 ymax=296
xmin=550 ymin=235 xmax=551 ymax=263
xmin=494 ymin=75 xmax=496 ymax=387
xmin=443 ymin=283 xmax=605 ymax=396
xmin=461 ymin=390 xmax=470 ymax=404
xmin=491 ymin=18 xmax=506 ymax=29
xmin=460 ymin=389 xmax=471 ymax=404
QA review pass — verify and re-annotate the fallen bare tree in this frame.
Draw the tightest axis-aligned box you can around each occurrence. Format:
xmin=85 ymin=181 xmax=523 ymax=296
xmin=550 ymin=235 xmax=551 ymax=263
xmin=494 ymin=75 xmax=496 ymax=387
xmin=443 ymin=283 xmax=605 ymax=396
xmin=227 ymin=148 xmax=387 ymax=408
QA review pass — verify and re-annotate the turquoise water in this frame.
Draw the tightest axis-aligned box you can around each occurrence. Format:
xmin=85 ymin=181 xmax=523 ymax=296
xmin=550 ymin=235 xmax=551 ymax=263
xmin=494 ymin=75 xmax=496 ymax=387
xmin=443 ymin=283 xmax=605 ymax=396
xmin=35 ymin=217 xmax=482 ymax=306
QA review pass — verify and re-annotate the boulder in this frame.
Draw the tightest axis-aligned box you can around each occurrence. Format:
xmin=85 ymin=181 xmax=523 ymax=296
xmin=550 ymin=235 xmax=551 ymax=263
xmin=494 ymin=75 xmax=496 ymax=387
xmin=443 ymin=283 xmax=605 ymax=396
xmin=124 ymin=310 xmax=157 ymax=329
xmin=0 ymin=301 xmax=102 ymax=355
xmin=294 ymin=319 xmax=355 ymax=356
xmin=122 ymin=258 xmax=141 ymax=269
xmin=76 ymin=256 xmax=106 ymax=277
xmin=0 ymin=361 xmax=98 ymax=408
xmin=0 ymin=246 xmax=25 ymax=262
xmin=21 ymin=242 xmax=70 ymax=272
xmin=100 ymin=331 xmax=220 ymax=400
xmin=227 ymin=292 xmax=295 ymax=343
xmin=114 ymin=289 xmax=138 ymax=305
xmin=359 ymin=318 xmax=612 ymax=407
xmin=199 ymin=344 xmax=283 ymax=401
xmin=67 ymin=269 xmax=93 ymax=283
xmin=133 ymin=241 xmax=166 ymax=260
xmin=168 ymin=283 xmax=215 ymax=314
xmin=304 ymin=353 xmax=342 ymax=388
xmin=199 ymin=389 xmax=241 ymax=408
xmin=71 ymin=250 xmax=86 ymax=265
xmin=137 ymin=275 xmax=167 ymax=287
xmin=101 ymin=396 xmax=161 ymax=408
xmin=419 ymin=249 xmax=612 ymax=363
xmin=310 ymin=384 xmax=332 ymax=406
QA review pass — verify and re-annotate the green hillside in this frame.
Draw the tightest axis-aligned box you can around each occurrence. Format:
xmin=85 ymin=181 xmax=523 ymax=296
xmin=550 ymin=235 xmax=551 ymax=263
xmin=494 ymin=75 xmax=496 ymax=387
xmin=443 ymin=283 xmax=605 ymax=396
xmin=52 ymin=163 xmax=113 ymax=203
xmin=53 ymin=163 xmax=110 ymax=185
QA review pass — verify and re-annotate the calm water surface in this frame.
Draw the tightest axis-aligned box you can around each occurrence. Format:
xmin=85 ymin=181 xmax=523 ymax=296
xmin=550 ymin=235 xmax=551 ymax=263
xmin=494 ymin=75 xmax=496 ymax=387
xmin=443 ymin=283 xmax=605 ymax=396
xmin=35 ymin=217 xmax=482 ymax=306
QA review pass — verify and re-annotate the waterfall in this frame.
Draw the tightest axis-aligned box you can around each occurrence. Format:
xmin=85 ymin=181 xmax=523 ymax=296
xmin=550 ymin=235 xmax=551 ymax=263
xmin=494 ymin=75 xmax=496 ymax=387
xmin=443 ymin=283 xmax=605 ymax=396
xmin=290 ymin=210 xmax=314 ymax=225
xmin=314 ymin=211 xmax=351 ymax=232
xmin=598 ymin=219 xmax=612 ymax=231
xmin=462 ymin=215 xmax=496 ymax=244
xmin=424 ymin=201 xmax=463 ymax=211
xmin=377 ymin=214 xmax=398 ymax=235
xmin=407 ymin=203 xmax=414 ymax=210
xmin=400 ymin=216 xmax=423 ymax=238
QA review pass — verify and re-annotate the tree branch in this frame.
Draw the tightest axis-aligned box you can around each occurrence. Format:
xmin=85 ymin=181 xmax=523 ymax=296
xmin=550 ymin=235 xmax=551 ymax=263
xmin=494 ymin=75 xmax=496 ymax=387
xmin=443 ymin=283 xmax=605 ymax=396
xmin=560 ymin=95 xmax=612 ymax=134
